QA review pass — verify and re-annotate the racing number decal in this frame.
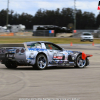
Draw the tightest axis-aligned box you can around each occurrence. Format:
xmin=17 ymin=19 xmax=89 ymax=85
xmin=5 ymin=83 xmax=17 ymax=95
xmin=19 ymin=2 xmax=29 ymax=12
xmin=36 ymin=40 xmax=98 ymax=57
xmin=54 ymin=56 xmax=63 ymax=59
xmin=53 ymin=53 xmax=63 ymax=60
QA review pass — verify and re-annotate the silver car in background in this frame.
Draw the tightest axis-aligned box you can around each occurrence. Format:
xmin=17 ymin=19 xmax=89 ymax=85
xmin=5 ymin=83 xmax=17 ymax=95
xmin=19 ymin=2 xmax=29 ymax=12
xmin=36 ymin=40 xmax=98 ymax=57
xmin=80 ymin=32 xmax=94 ymax=42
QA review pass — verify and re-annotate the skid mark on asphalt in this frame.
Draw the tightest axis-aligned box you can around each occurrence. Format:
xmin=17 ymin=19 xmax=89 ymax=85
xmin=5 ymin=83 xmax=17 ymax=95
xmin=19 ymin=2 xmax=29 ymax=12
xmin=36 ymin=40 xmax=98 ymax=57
xmin=0 ymin=81 xmax=25 ymax=99
xmin=2 ymin=75 xmax=22 ymax=85
xmin=0 ymin=71 xmax=27 ymax=99
xmin=0 ymin=72 xmax=4 ymax=78
xmin=0 ymin=79 xmax=6 ymax=92
xmin=20 ymin=72 xmax=25 ymax=77
xmin=0 ymin=72 xmax=6 ymax=91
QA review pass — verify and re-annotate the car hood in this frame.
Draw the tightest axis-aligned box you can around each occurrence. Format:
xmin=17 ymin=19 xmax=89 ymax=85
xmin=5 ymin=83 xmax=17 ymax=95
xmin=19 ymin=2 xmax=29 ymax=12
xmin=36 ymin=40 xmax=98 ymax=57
xmin=81 ymin=35 xmax=93 ymax=37
xmin=66 ymin=50 xmax=81 ymax=55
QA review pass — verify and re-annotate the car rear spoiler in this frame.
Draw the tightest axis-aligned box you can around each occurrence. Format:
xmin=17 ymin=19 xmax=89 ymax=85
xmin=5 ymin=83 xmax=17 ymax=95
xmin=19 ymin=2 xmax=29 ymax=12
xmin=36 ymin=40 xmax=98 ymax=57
xmin=0 ymin=43 xmax=28 ymax=50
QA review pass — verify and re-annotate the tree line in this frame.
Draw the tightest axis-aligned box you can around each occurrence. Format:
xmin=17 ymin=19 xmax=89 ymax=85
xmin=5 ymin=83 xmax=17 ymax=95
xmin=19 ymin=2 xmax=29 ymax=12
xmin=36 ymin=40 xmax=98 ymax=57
xmin=0 ymin=8 xmax=100 ymax=29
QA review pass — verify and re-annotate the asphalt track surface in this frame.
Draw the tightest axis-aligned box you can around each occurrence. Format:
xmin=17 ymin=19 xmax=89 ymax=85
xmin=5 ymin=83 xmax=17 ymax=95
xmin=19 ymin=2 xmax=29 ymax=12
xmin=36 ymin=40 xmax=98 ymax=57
xmin=0 ymin=44 xmax=100 ymax=100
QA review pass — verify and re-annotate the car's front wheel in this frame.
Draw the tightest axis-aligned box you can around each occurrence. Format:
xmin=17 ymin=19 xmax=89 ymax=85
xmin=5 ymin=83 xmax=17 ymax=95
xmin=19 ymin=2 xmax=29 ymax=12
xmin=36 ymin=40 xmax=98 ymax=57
xmin=33 ymin=54 xmax=47 ymax=70
xmin=74 ymin=54 xmax=86 ymax=68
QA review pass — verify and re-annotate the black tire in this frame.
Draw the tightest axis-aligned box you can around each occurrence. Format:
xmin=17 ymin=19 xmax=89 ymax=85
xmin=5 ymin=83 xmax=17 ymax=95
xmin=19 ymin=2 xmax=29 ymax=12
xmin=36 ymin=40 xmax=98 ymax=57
xmin=81 ymin=40 xmax=84 ymax=42
xmin=85 ymin=58 xmax=89 ymax=66
xmin=5 ymin=61 xmax=17 ymax=69
xmin=90 ymin=40 xmax=93 ymax=42
xmin=74 ymin=54 xmax=86 ymax=68
xmin=33 ymin=54 xmax=47 ymax=70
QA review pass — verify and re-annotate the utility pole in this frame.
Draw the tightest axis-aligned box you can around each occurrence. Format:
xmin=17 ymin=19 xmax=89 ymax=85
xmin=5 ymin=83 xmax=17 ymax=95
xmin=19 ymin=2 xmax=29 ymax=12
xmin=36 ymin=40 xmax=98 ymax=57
xmin=74 ymin=0 xmax=76 ymax=30
xmin=6 ymin=0 xmax=9 ymax=27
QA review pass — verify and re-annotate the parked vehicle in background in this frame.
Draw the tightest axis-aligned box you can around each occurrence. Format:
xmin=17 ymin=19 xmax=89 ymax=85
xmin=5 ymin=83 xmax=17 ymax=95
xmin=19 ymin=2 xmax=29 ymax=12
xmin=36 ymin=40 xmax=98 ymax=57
xmin=80 ymin=32 xmax=94 ymax=42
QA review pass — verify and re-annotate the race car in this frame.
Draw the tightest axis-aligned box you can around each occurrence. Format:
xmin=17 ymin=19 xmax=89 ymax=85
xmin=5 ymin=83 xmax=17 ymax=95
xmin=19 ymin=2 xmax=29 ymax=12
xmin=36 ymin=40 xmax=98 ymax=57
xmin=0 ymin=41 xmax=92 ymax=69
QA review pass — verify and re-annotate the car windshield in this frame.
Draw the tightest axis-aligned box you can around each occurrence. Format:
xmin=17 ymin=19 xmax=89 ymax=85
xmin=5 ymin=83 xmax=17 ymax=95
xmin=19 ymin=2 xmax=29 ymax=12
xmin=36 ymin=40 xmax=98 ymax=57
xmin=45 ymin=43 xmax=62 ymax=50
xmin=27 ymin=43 xmax=42 ymax=48
xmin=83 ymin=33 xmax=91 ymax=35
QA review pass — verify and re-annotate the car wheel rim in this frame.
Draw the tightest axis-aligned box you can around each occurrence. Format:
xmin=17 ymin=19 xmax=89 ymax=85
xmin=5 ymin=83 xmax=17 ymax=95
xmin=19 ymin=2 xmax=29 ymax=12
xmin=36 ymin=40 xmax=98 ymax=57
xmin=77 ymin=56 xmax=86 ymax=68
xmin=38 ymin=56 xmax=46 ymax=69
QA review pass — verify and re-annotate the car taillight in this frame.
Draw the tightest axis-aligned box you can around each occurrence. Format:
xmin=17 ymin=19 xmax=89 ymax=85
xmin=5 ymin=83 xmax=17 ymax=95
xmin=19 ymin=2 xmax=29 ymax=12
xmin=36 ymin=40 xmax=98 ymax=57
xmin=16 ymin=49 xmax=19 ymax=53
xmin=21 ymin=48 xmax=25 ymax=53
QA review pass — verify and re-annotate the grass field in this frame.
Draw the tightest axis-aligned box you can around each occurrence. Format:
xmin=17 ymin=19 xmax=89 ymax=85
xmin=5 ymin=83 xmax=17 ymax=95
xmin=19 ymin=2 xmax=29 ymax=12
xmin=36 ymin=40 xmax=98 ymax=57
xmin=0 ymin=37 xmax=100 ymax=44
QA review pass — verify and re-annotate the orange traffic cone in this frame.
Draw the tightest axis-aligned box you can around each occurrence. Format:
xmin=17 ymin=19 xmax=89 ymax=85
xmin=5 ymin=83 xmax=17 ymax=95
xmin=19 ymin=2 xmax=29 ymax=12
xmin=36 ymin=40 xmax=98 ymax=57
xmin=92 ymin=42 xmax=94 ymax=46
xmin=70 ymin=42 xmax=73 ymax=46
xmin=82 ymin=52 xmax=86 ymax=60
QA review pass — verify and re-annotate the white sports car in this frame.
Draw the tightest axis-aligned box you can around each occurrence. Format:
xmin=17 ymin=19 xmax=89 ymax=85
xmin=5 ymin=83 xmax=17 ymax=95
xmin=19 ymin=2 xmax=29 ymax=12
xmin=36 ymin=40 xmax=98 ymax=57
xmin=0 ymin=41 xmax=92 ymax=70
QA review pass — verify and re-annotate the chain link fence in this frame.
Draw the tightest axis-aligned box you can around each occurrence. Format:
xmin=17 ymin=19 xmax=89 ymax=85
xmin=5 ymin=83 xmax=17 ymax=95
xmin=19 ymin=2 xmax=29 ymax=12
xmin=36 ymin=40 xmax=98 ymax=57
xmin=33 ymin=30 xmax=55 ymax=37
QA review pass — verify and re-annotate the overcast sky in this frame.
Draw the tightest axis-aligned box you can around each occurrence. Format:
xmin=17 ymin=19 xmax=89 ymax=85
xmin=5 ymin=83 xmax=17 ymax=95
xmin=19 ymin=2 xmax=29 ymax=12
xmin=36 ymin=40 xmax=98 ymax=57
xmin=0 ymin=0 xmax=99 ymax=16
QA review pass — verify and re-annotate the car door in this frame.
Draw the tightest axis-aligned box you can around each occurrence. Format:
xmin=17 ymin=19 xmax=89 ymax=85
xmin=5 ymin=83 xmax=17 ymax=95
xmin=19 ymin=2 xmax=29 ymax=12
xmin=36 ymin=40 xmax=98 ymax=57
xmin=45 ymin=43 xmax=63 ymax=63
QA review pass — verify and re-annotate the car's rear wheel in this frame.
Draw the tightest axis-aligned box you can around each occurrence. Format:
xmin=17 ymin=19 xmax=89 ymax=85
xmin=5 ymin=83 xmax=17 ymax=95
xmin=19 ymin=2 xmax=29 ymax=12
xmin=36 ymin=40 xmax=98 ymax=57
xmin=5 ymin=61 xmax=17 ymax=69
xmin=33 ymin=54 xmax=47 ymax=70
xmin=74 ymin=54 xmax=86 ymax=68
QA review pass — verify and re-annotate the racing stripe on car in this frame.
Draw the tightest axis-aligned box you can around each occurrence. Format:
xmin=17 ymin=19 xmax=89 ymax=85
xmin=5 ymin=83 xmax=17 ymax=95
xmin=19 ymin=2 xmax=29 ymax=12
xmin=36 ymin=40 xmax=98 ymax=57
xmin=28 ymin=48 xmax=47 ymax=51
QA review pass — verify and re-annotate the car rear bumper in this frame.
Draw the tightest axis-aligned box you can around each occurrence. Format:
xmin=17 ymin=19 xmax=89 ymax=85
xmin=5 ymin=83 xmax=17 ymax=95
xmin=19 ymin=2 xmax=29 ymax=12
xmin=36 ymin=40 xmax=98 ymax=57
xmin=81 ymin=39 xmax=93 ymax=41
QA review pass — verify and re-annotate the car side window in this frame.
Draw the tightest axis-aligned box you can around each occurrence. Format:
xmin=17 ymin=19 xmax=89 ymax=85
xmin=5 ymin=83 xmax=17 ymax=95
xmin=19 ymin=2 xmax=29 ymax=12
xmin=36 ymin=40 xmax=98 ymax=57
xmin=45 ymin=43 xmax=62 ymax=50
xmin=27 ymin=43 xmax=42 ymax=48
